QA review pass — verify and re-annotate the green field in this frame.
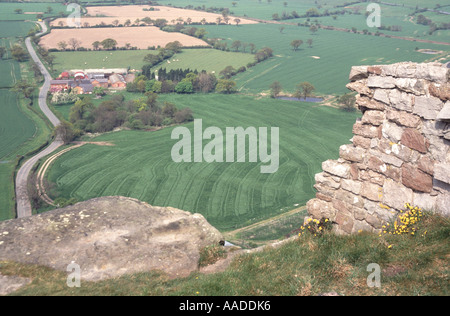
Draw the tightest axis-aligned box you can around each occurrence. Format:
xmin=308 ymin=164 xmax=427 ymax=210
xmin=0 ymin=90 xmax=37 ymax=160
xmin=0 ymin=29 xmax=52 ymax=220
xmin=51 ymin=48 xmax=254 ymax=75
xmin=51 ymin=50 xmax=154 ymax=74
xmin=47 ymin=94 xmax=360 ymax=231
xmin=152 ymin=49 xmax=255 ymax=75
xmin=199 ymin=23 xmax=449 ymax=95
xmin=0 ymin=2 xmax=67 ymax=21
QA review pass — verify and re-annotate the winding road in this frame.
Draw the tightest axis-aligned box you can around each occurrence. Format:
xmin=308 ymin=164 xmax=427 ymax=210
xmin=15 ymin=21 xmax=62 ymax=218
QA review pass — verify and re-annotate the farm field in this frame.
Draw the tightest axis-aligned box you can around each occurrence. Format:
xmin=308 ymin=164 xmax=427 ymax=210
xmin=51 ymin=5 xmax=257 ymax=27
xmin=40 ymin=26 xmax=210 ymax=50
xmin=0 ymin=23 xmax=52 ymax=220
xmin=0 ymin=2 xmax=67 ymax=21
xmin=199 ymin=23 xmax=449 ymax=95
xmin=46 ymin=94 xmax=360 ymax=231
xmin=0 ymin=21 xmax=36 ymax=38
xmin=0 ymin=90 xmax=36 ymax=160
xmin=152 ymin=49 xmax=255 ymax=75
xmin=51 ymin=48 xmax=254 ymax=76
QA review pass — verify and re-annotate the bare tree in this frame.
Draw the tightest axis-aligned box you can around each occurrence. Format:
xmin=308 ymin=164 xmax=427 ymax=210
xmin=68 ymin=38 xmax=81 ymax=50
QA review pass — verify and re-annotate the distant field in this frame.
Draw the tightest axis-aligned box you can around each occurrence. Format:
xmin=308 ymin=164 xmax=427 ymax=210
xmin=51 ymin=4 xmax=257 ymax=27
xmin=0 ymin=2 xmax=67 ymax=21
xmin=51 ymin=48 xmax=254 ymax=75
xmin=47 ymin=94 xmax=360 ymax=231
xmin=199 ymin=23 xmax=449 ymax=95
xmin=0 ymin=21 xmax=35 ymax=38
xmin=153 ymin=49 xmax=255 ymax=75
xmin=51 ymin=49 xmax=155 ymax=73
xmin=40 ymin=26 xmax=209 ymax=50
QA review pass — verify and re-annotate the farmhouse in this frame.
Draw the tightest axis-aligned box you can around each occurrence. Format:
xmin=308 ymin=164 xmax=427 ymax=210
xmin=109 ymin=73 xmax=126 ymax=88
xmin=50 ymin=70 xmax=128 ymax=94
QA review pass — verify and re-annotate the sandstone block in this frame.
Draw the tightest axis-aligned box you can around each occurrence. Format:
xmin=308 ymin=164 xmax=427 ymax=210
xmin=413 ymin=192 xmax=436 ymax=211
xmin=346 ymin=80 xmax=372 ymax=96
xmin=356 ymin=95 xmax=386 ymax=111
xmin=383 ymin=179 xmax=414 ymax=210
xmin=352 ymin=135 xmax=371 ymax=149
xmin=315 ymin=172 xmax=341 ymax=189
xmin=436 ymin=193 xmax=450 ymax=217
xmin=322 ymin=160 xmax=351 ymax=179
xmin=417 ymin=156 xmax=435 ymax=175
xmin=394 ymin=78 xmax=427 ymax=95
xmin=0 ymin=197 xmax=224 ymax=281
xmin=416 ymin=63 xmax=448 ymax=82
xmin=429 ymin=83 xmax=450 ymax=102
xmin=389 ymin=89 xmax=414 ymax=112
xmin=414 ymin=96 xmax=443 ymax=120
xmin=436 ymin=101 xmax=450 ymax=122
xmin=373 ymin=89 xmax=390 ymax=104
xmin=361 ymin=182 xmax=383 ymax=202
xmin=382 ymin=121 xmax=404 ymax=143
xmin=349 ymin=66 xmax=369 ymax=81
xmin=401 ymin=129 xmax=429 ymax=153
xmin=361 ymin=110 xmax=385 ymax=126
xmin=368 ymin=66 xmax=382 ymax=75
xmin=340 ymin=144 xmax=366 ymax=162
xmin=386 ymin=109 xmax=421 ymax=128
xmin=434 ymin=163 xmax=450 ymax=184
xmin=307 ymin=198 xmax=336 ymax=221
xmin=341 ymin=179 xmax=362 ymax=195
xmin=335 ymin=209 xmax=354 ymax=234
xmin=367 ymin=76 xmax=396 ymax=89
xmin=353 ymin=122 xmax=380 ymax=138
xmin=402 ymin=163 xmax=433 ymax=193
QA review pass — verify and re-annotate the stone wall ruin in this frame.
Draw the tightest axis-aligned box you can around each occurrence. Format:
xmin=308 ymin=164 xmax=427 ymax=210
xmin=307 ymin=62 xmax=449 ymax=234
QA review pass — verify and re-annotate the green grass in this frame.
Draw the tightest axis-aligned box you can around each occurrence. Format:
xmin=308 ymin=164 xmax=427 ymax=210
xmin=0 ymin=21 xmax=36 ymax=38
xmin=0 ymin=90 xmax=37 ymax=160
xmin=0 ymin=162 xmax=15 ymax=221
xmin=0 ymin=2 xmax=67 ymax=21
xmin=152 ymin=48 xmax=255 ymax=75
xmin=199 ymin=23 xmax=449 ymax=95
xmin=51 ymin=49 xmax=156 ymax=74
xmin=51 ymin=48 xmax=255 ymax=77
xmin=0 ymin=33 xmax=53 ymax=220
xmin=47 ymin=93 xmax=360 ymax=231
xmin=2 ymin=211 xmax=448 ymax=296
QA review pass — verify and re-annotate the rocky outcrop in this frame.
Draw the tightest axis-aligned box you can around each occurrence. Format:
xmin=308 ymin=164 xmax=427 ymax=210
xmin=307 ymin=62 xmax=449 ymax=234
xmin=0 ymin=196 xmax=223 ymax=281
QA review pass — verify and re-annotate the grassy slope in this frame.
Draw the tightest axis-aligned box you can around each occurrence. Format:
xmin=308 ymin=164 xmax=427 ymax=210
xmin=2 ymin=211 xmax=448 ymax=296
xmin=46 ymin=94 xmax=360 ymax=231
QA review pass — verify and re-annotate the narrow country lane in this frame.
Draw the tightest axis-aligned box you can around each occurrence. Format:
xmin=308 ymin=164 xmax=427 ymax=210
xmin=15 ymin=21 xmax=63 ymax=218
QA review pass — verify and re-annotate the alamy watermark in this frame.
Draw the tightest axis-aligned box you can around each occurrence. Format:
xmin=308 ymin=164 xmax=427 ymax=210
xmin=366 ymin=3 xmax=381 ymax=28
xmin=366 ymin=263 xmax=381 ymax=288
xmin=171 ymin=119 xmax=279 ymax=174
xmin=66 ymin=261 xmax=81 ymax=288
xmin=66 ymin=3 xmax=81 ymax=28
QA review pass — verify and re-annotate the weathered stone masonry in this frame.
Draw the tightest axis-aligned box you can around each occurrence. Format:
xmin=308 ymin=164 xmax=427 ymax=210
xmin=307 ymin=62 xmax=450 ymax=235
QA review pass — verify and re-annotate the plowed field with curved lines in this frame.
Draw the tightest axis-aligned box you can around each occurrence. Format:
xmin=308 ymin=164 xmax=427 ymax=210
xmin=46 ymin=94 xmax=360 ymax=231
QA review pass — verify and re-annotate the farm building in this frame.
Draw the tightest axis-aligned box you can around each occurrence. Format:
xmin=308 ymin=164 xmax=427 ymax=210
xmin=109 ymin=73 xmax=126 ymax=88
xmin=50 ymin=69 xmax=128 ymax=93
xmin=50 ymin=79 xmax=71 ymax=93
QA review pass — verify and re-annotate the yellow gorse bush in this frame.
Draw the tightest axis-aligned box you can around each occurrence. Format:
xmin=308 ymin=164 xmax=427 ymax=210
xmin=298 ymin=217 xmax=332 ymax=237
xmin=380 ymin=203 xmax=426 ymax=240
